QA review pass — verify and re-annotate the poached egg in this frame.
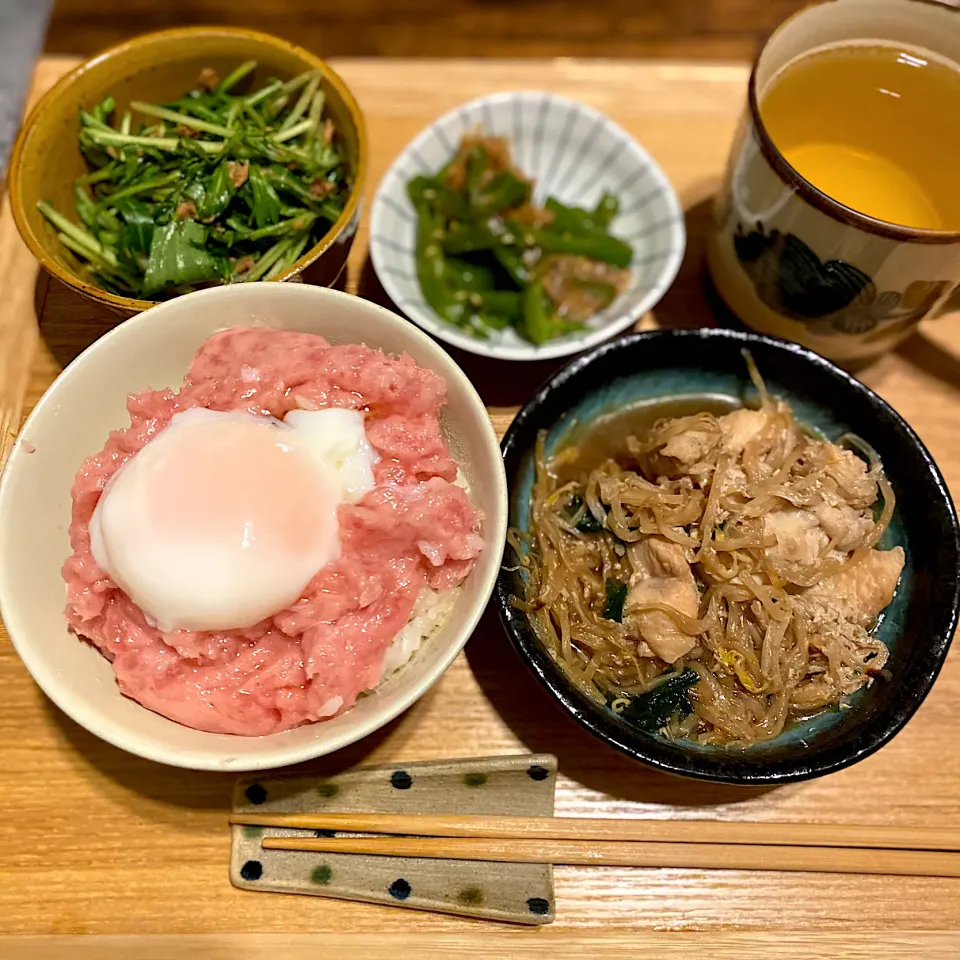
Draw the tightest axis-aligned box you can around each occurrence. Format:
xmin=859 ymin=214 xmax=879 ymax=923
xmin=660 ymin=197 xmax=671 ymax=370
xmin=89 ymin=407 xmax=377 ymax=632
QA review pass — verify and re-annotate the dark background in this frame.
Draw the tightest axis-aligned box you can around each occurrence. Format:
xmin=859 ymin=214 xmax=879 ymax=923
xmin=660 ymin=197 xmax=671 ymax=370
xmin=45 ymin=0 xmax=807 ymax=60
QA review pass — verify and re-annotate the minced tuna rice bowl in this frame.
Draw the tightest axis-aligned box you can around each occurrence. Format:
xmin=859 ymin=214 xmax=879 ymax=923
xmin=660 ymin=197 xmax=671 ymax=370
xmin=61 ymin=327 xmax=484 ymax=736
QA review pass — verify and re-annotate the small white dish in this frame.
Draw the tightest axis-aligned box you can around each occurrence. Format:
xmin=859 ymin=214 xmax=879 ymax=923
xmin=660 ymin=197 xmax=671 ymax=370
xmin=0 ymin=283 xmax=506 ymax=771
xmin=370 ymin=91 xmax=686 ymax=361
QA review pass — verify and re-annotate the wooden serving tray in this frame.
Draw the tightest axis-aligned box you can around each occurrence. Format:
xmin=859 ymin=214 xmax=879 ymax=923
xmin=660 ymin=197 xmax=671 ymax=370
xmin=2 ymin=57 xmax=960 ymax=960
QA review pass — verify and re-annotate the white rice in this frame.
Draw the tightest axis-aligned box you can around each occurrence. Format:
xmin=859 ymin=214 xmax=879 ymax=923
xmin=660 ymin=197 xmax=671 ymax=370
xmin=379 ymin=586 xmax=458 ymax=679
xmin=366 ymin=468 xmax=472 ymax=685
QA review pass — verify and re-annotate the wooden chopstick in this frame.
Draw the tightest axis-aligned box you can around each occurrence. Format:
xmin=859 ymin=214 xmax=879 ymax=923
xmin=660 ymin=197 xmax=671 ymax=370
xmin=260 ymin=835 xmax=960 ymax=878
xmin=229 ymin=812 xmax=960 ymax=853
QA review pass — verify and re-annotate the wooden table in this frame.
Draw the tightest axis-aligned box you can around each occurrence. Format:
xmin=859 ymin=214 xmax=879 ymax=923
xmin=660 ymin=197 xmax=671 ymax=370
xmin=2 ymin=57 xmax=960 ymax=960
xmin=45 ymin=0 xmax=807 ymax=61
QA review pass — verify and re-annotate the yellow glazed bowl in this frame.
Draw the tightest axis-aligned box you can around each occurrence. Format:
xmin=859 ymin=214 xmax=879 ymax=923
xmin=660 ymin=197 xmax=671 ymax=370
xmin=8 ymin=27 xmax=367 ymax=314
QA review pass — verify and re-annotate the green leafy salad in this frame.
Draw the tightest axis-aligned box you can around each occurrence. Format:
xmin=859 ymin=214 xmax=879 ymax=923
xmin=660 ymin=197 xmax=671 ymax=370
xmin=38 ymin=61 xmax=351 ymax=299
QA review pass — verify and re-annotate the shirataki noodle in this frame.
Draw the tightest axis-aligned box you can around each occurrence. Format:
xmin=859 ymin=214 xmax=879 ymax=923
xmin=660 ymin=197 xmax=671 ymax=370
xmin=509 ymin=357 xmax=902 ymax=746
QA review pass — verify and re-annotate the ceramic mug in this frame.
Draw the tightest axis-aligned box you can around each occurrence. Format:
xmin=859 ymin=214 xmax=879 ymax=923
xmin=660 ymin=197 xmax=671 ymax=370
xmin=708 ymin=0 xmax=960 ymax=367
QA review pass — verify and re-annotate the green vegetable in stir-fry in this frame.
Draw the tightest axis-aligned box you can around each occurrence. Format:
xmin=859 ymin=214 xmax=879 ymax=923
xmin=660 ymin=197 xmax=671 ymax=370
xmin=617 ymin=669 xmax=700 ymax=732
xmin=406 ymin=133 xmax=633 ymax=343
xmin=565 ymin=494 xmax=605 ymax=533
xmin=38 ymin=62 xmax=350 ymax=299
xmin=603 ymin=579 xmax=629 ymax=623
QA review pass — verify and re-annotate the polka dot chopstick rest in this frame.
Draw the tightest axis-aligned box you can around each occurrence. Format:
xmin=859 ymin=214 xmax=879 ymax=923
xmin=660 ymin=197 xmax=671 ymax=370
xmin=231 ymin=753 xmax=557 ymax=924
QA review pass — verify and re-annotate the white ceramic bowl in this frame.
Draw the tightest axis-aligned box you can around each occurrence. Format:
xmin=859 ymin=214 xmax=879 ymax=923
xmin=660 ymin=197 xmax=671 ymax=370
xmin=370 ymin=91 xmax=685 ymax=361
xmin=0 ymin=284 xmax=507 ymax=771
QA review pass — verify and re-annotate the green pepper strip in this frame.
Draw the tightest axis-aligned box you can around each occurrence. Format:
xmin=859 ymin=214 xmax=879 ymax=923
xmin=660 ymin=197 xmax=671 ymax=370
xmin=440 ymin=223 xmax=498 ymax=255
xmin=522 ymin=277 xmax=553 ymax=345
xmin=544 ymin=197 xmax=598 ymax=232
xmin=471 ymin=170 xmax=530 ymax=216
xmin=493 ymin=246 xmax=530 ymax=286
xmin=443 ymin=257 xmax=495 ymax=292
xmin=474 ymin=289 xmax=523 ymax=322
xmin=413 ymin=204 xmax=470 ymax=329
xmin=530 ymin=227 xmax=633 ymax=268
xmin=593 ymin=192 xmax=619 ymax=228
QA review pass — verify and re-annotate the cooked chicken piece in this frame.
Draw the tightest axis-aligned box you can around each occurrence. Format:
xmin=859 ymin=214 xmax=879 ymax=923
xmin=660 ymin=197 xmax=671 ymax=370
xmin=718 ymin=462 xmax=749 ymax=498
xmin=627 ymin=577 xmax=700 ymax=663
xmin=719 ymin=408 xmax=768 ymax=455
xmin=636 ymin=640 xmax=657 ymax=658
xmin=813 ymin=502 xmax=873 ymax=551
xmin=797 ymin=442 xmax=879 ymax=509
xmin=628 ymin=536 xmax=692 ymax=580
xmin=764 ymin=508 xmax=829 ymax=566
xmin=823 ymin=444 xmax=879 ymax=508
xmin=625 ymin=536 xmax=699 ymax=663
xmin=657 ymin=407 xmax=781 ymax=486
xmin=661 ymin=428 xmax=718 ymax=468
xmin=803 ymin=547 xmax=905 ymax=626
xmin=764 ymin=499 xmax=874 ymax=566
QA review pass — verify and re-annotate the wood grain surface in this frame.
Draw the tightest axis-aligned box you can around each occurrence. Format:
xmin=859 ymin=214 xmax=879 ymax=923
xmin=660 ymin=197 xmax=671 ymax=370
xmin=3 ymin=55 xmax=960 ymax=958
xmin=0 ymin=61 xmax=48 ymax=466
xmin=4 ymin=932 xmax=960 ymax=960
xmin=45 ymin=0 xmax=807 ymax=61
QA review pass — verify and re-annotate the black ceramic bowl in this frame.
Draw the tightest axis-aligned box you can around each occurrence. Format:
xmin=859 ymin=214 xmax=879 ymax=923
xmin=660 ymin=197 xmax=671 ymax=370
xmin=496 ymin=328 xmax=960 ymax=784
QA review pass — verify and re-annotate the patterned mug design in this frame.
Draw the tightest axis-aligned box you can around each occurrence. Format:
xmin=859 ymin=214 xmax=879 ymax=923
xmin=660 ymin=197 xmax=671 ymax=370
xmin=733 ymin=221 xmax=950 ymax=337
xmin=704 ymin=0 xmax=960 ymax=365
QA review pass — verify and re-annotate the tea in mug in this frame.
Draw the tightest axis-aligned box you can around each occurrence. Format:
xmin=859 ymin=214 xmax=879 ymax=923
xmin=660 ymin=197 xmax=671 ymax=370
xmin=760 ymin=42 xmax=960 ymax=231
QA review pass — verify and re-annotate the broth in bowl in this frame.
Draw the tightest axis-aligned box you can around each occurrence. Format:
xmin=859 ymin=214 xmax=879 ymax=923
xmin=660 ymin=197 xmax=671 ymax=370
xmin=497 ymin=328 xmax=958 ymax=783
xmin=508 ymin=358 xmax=902 ymax=746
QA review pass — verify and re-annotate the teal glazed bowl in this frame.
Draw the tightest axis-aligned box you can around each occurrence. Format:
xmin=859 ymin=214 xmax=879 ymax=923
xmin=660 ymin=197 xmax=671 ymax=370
xmin=496 ymin=328 xmax=960 ymax=783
